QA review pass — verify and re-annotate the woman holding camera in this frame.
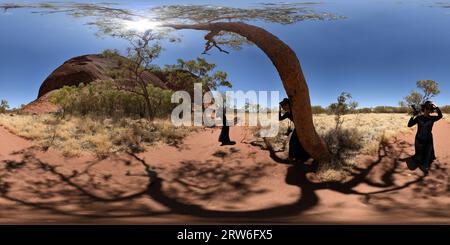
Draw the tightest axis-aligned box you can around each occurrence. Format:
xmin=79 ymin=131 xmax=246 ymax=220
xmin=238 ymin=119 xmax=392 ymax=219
xmin=279 ymin=98 xmax=310 ymax=162
xmin=408 ymin=101 xmax=443 ymax=175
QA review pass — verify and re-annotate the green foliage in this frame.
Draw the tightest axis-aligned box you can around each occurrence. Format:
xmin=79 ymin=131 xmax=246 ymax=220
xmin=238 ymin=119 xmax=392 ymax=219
xmin=322 ymin=92 xmax=363 ymax=167
xmin=356 ymin=107 xmax=373 ymax=113
xmin=104 ymin=34 xmax=231 ymax=120
xmin=327 ymin=92 xmax=357 ymax=129
xmin=403 ymin=90 xmax=423 ymax=108
xmin=107 ymin=31 xmax=163 ymax=120
xmin=372 ymin=106 xmax=409 ymax=114
xmin=51 ymin=80 xmax=174 ymax=119
xmin=417 ymin=80 xmax=440 ymax=100
xmin=402 ymin=80 xmax=440 ymax=111
xmin=164 ymin=57 xmax=232 ymax=94
xmin=0 ymin=2 xmax=345 ymax=39
xmin=328 ymin=92 xmax=354 ymax=115
xmin=152 ymin=4 xmax=344 ymax=25
xmin=0 ymin=99 xmax=10 ymax=113
xmin=312 ymin=105 xmax=413 ymax=114
xmin=311 ymin=105 xmax=327 ymax=114
xmin=101 ymin=49 xmax=121 ymax=58
xmin=50 ymin=85 xmax=79 ymax=116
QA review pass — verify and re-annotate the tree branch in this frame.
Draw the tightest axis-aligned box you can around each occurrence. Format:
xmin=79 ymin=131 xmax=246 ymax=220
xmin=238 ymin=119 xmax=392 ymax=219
xmin=202 ymin=30 xmax=229 ymax=54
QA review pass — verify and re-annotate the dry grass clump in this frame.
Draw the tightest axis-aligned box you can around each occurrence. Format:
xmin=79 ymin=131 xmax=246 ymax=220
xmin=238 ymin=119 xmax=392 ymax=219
xmin=316 ymin=126 xmax=364 ymax=182
xmin=313 ymin=113 xmax=413 ymax=154
xmin=0 ymin=114 xmax=197 ymax=158
xmin=310 ymin=113 xmax=412 ymax=181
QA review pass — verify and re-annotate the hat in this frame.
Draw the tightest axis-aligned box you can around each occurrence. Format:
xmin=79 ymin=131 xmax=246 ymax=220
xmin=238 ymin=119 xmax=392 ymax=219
xmin=279 ymin=98 xmax=290 ymax=106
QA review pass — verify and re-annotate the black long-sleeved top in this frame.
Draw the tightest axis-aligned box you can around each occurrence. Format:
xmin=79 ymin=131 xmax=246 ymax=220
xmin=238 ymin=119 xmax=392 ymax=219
xmin=279 ymin=110 xmax=293 ymax=121
xmin=408 ymin=107 xmax=443 ymax=141
xmin=217 ymin=106 xmax=227 ymax=126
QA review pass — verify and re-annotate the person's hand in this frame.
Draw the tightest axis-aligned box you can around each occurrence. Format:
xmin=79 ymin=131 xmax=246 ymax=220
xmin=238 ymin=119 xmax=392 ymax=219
xmin=412 ymin=110 xmax=419 ymax=116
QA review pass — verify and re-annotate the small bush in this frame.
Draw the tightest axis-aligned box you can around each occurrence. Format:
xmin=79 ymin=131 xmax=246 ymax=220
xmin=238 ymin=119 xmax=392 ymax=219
xmin=321 ymin=127 xmax=364 ymax=165
xmin=0 ymin=99 xmax=10 ymax=113
xmin=101 ymin=49 xmax=121 ymax=59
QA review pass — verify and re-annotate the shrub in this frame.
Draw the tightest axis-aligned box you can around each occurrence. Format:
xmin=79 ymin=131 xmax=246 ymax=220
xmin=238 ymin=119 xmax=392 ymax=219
xmin=101 ymin=49 xmax=121 ymax=58
xmin=321 ymin=127 xmax=363 ymax=166
xmin=51 ymin=80 xmax=174 ymax=119
xmin=0 ymin=99 xmax=10 ymax=113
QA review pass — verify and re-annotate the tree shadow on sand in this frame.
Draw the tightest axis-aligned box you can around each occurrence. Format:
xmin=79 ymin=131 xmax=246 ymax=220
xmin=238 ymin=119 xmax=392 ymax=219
xmin=0 ymin=136 xmax=448 ymax=222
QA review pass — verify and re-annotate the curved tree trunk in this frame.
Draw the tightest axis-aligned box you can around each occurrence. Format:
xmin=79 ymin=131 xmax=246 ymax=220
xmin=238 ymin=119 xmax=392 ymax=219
xmin=164 ymin=22 xmax=331 ymax=163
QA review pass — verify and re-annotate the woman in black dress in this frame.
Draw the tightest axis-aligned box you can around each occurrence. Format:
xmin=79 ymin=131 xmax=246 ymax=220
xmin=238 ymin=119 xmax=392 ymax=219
xmin=218 ymin=104 xmax=235 ymax=146
xmin=408 ymin=101 xmax=442 ymax=175
xmin=279 ymin=98 xmax=310 ymax=162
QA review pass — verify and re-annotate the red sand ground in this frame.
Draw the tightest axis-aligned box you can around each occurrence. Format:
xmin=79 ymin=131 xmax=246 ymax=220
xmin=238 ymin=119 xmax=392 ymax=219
xmin=0 ymin=120 xmax=449 ymax=224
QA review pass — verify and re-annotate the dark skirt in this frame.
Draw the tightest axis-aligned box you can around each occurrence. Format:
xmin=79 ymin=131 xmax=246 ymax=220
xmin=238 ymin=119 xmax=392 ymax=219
xmin=289 ymin=129 xmax=310 ymax=161
xmin=413 ymin=137 xmax=436 ymax=169
xmin=219 ymin=125 xmax=231 ymax=143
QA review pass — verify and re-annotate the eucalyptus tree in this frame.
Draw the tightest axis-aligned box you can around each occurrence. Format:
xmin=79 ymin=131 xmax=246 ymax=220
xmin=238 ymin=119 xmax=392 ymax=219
xmin=402 ymin=80 xmax=440 ymax=111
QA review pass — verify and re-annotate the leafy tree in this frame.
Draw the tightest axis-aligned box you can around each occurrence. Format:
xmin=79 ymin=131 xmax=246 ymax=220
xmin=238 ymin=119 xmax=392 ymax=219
xmin=50 ymin=86 xmax=79 ymax=117
xmin=164 ymin=57 xmax=232 ymax=95
xmin=417 ymin=80 xmax=440 ymax=101
xmin=402 ymin=80 xmax=440 ymax=110
xmin=322 ymin=92 xmax=362 ymax=166
xmin=0 ymin=99 xmax=10 ymax=113
xmin=110 ymin=30 xmax=162 ymax=120
xmin=327 ymin=92 xmax=357 ymax=130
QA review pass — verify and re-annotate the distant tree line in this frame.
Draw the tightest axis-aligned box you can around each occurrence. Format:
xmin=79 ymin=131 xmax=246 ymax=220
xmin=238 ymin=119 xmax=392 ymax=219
xmin=310 ymin=80 xmax=449 ymax=115
xmin=311 ymin=104 xmax=450 ymax=114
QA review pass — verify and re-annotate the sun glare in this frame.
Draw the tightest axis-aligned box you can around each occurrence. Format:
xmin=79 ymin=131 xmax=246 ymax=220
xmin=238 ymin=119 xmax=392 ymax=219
xmin=123 ymin=19 xmax=161 ymax=32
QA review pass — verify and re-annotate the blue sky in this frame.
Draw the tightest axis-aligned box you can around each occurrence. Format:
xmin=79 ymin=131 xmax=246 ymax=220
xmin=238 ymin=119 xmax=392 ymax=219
xmin=0 ymin=0 xmax=449 ymax=108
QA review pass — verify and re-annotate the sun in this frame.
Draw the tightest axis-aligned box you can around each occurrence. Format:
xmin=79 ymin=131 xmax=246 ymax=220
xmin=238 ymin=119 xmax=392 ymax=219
xmin=123 ymin=18 xmax=161 ymax=32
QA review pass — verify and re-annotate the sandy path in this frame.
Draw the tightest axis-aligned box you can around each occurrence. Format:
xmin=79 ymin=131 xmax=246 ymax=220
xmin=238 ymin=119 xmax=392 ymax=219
xmin=0 ymin=120 xmax=449 ymax=224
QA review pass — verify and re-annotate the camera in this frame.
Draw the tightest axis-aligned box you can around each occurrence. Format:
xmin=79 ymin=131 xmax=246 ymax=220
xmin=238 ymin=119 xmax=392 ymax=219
xmin=411 ymin=105 xmax=420 ymax=116
xmin=285 ymin=127 xmax=293 ymax=136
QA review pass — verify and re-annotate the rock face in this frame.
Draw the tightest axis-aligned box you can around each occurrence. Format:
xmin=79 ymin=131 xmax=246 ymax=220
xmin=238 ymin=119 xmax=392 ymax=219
xmin=37 ymin=54 xmax=167 ymax=98
xmin=25 ymin=54 xmax=200 ymax=113
xmin=22 ymin=90 xmax=60 ymax=114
